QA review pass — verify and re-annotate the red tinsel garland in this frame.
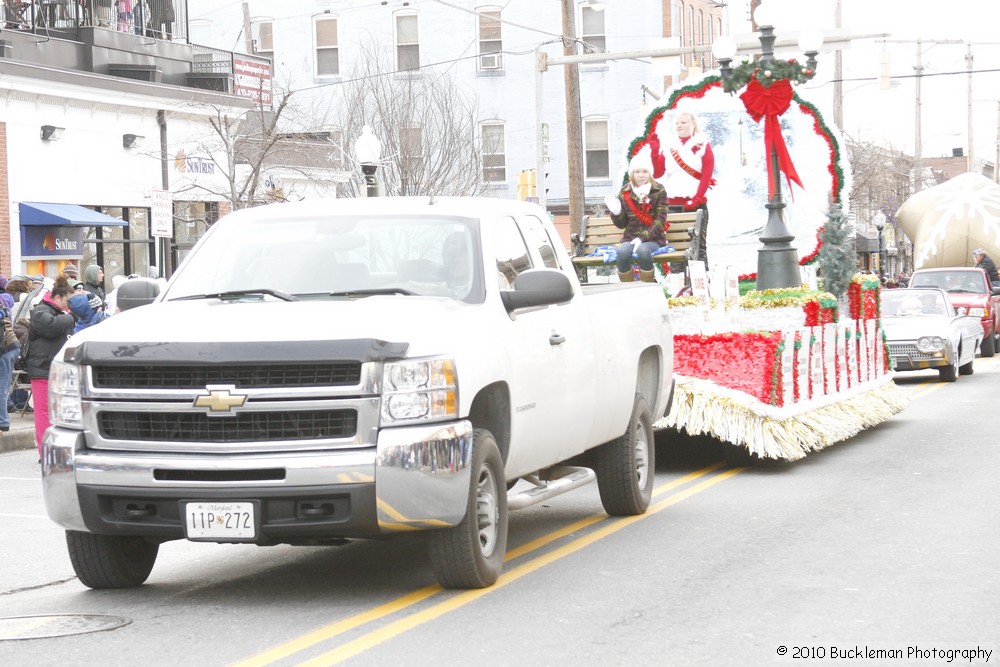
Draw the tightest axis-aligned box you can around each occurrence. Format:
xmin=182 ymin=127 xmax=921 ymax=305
xmin=674 ymin=331 xmax=783 ymax=405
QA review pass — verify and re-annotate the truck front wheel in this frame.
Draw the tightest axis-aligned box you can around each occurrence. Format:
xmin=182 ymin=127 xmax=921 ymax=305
xmin=981 ymin=332 xmax=996 ymax=357
xmin=594 ymin=394 xmax=654 ymax=516
xmin=66 ymin=530 xmax=159 ymax=589
xmin=428 ymin=428 xmax=508 ymax=589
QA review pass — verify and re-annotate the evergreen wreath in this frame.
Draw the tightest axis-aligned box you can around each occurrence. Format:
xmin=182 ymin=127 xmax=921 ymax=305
xmin=726 ymin=57 xmax=817 ymax=90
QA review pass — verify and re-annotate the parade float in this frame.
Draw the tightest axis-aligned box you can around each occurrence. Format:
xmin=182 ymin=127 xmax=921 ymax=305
xmin=622 ymin=63 xmax=909 ymax=461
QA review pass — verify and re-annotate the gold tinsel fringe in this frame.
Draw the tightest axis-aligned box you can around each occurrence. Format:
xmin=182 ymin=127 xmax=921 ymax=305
xmin=659 ymin=375 xmax=911 ymax=461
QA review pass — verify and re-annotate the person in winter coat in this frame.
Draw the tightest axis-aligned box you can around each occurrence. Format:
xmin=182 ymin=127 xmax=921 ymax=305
xmin=603 ymin=146 xmax=669 ymax=283
xmin=26 ymin=275 xmax=75 ymax=459
xmin=68 ymin=292 xmax=108 ymax=334
xmin=654 ymin=110 xmax=715 ymax=265
xmin=82 ymin=264 xmax=107 ymax=310
xmin=0 ymin=290 xmax=19 ymax=432
xmin=972 ymin=248 xmax=999 ymax=288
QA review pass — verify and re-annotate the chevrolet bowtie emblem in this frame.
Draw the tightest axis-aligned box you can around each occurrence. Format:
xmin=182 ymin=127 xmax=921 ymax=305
xmin=194 ymin=388 xmax=248 ymax=412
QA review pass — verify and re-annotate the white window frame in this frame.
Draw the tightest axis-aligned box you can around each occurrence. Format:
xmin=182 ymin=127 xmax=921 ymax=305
xmin=400 ymin=125 xmax=424 ymax=181
xmin=580 ymin=5 xmax=606 ymax=54
xmin=253 ymin=19 xmax=274 ymax=64
xmin=314 ymin=16 xmax=339 ymax=78
xmin=395 ymin=13 xmax=420 ymax=72
xmin=478 ymin=7 xmax=503 ymax=71
xmin=583 ymin=118 xmax=610 ymax=180
xmin=481 ymin=122 xmax=506 ymax=183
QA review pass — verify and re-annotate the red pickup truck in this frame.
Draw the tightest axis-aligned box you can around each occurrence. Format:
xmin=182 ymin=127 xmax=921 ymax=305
xmin=908 ymin=267 xmax=1000 ymax=356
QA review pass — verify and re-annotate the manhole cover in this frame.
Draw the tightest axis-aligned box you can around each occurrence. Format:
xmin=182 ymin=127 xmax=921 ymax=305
xmin=0 ymin=614 xmax=131 ymax=641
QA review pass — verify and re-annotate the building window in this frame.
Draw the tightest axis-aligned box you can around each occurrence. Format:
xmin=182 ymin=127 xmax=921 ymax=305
xmin=584 ymin=119 xmax=609 ymax=179
xmin=396 ymin=14 xmax=419 ymax=71
xmin=687 ymin=6 xmax=695 ymax=66
xmin=580 ymin=5 xmax=606 ymax=53
xmin=400 ymin=126 xmax=423 ymax=190
xmin=315 ymin=17 xmax=339 ymax=77
xmin=478 ymin=8 xmax=503 ymax=71
xmin=481 ymin=123 xmax=506 ymax=182
xmin=253 ymin=20 xmax=274 ymax=63
xmin=329 ymin=129 xmax=345 ymax=170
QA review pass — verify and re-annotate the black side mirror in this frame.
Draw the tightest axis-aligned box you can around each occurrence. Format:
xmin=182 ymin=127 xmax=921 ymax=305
xmin=500 ymin=269 xmax=573 ymax=312
xmin=116 ymin=279 xmax=161 ymax=311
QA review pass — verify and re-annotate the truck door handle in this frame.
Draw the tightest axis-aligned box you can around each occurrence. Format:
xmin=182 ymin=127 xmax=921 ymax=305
xmin=549 ymin=332 xmax=566 ymax=346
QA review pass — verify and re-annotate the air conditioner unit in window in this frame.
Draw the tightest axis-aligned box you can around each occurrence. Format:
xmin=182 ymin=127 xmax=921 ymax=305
xmin=480 ymin=53 xmax=503 ymax=70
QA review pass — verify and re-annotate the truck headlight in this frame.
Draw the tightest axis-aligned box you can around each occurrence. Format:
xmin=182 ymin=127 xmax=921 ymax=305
xmin=917 ymin=336 xmax=944 ymax=352
xmin=968 ymin=307 xmax=986 ymax=317
xmin=50 ymin=360 xmax=82 ymax=428
xmin=381 ymin=357 xmax=458 ymax=424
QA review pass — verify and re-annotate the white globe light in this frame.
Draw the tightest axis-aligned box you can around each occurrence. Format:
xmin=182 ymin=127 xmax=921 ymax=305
xmin=797 ymin=28 xmax=824 ymax=53
xmin=753 ymin=2 xmax=775 ymax=28
xmin=711 ymin=35 xmax=738 ymax=60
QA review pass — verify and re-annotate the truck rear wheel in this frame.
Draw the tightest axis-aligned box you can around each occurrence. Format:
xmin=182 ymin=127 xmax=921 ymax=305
xmin=428 ymin=429 xmax=508 ymax=589
xmin=594 ymin=394 xmax=654 ymax=516
xmin=66 ymin=530 xmax=159 ymax=589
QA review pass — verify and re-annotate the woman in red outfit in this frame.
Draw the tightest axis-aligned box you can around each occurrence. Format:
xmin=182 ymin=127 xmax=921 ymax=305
xmin=25 ymin=275 xmax=74 ymax=459
xmin=656 ymin=111 xmax=715 ymax=266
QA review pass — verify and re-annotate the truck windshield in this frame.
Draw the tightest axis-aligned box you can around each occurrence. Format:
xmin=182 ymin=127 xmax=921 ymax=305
xmin=911 ymin=272 xmax=982 ymax=293
xmin=165 ymin=215 xmax=485 ymax=304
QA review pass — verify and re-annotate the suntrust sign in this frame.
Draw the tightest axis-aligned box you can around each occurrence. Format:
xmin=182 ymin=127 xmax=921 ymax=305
xmin=21 ymin=226 xmax=82 ymax=258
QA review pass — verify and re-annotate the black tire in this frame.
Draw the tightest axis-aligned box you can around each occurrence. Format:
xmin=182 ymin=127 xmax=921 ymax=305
xmin=939 ymin=357 xmax=958 ymax=382
xmin=428 ymin=429 xmax=508 ymax=589
xmin=594 ymin=394 xmax=655 ymax=516
xmin=66 ymin=530 xmax=159 ymax=589
xmin=960 ymin=356 xmax=975 ymax=375
xmin=981 ymin=333 xmax=996 ymax=357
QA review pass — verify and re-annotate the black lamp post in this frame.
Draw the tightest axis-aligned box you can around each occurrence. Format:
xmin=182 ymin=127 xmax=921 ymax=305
xmin=873 ymin=211 xmax=886 ymax=276
xmin=354 ymin=125 xmax=382 ymax=198
xmin=712 ymin=4 xmax=823 ymax=289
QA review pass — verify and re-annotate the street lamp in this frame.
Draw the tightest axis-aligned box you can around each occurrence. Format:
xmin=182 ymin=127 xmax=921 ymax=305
xmin=712 ymin=1 xmax=823 ymax=289
xmin=354 ymin=125 xmax=382 ymax=198
xmin=872 ymin=211 xmax=886 ymax=276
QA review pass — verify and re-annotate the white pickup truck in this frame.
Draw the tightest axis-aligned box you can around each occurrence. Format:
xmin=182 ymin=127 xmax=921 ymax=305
xmin=42 ymin=197 xmax=674 ymax=590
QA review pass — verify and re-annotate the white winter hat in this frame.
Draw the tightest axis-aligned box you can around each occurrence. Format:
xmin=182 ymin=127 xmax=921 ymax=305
xmin=627 ymin=145 xmax=654 ymax=175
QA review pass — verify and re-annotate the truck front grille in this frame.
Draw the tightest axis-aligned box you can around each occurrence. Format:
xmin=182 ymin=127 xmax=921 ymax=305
xmin=92 ymin=363 xmax=362 ymax=389
xmin=98 ymin=409 xmax=358 ymax=443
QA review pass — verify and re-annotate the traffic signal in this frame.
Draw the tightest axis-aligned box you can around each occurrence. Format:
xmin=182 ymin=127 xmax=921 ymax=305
xmin=879 ymin=49 xmax=890 ymax=90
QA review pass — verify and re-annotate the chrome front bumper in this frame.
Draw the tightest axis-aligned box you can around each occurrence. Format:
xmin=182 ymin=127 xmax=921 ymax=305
xmin=42 ymin=420 xmax=473 ymax=538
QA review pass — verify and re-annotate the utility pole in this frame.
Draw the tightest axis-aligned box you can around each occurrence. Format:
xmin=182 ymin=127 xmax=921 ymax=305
xmin=561 ymin=0 xmax=585 ymax=237
xmin=833 ymin=0 xmax=843 ymax=130
xmin=914 ymin=40 xmax=923 ymax=192
xmin=242 ymin=2 xmax=254 ymax=55
xmin=967 ymin=42 xmax=974 ymax=172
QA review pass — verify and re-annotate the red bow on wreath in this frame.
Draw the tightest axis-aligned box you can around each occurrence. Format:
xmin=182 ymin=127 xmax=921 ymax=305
xmin=739 ymin=78 xmax=803 ymax=198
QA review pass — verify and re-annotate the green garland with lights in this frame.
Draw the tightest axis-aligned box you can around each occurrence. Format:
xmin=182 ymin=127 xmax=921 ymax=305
xmin=726 ymin=58 xmax=816 ymax=89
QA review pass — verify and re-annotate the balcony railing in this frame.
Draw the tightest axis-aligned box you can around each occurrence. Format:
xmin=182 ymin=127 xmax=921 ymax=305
xmin=2 ymin=0 xmax=188 ymax=43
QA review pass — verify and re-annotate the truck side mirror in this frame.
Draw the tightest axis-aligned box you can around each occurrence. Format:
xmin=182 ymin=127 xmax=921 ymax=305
xmin=116 ymin=278 xmax=161 ymax=311
xmin=500 ymin=269 xmax=573 ymax=312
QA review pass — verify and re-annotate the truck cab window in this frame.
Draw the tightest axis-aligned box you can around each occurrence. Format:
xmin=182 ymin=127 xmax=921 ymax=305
xmin=520 ymin=214 xmax=562 ymax=270
xmin=493 ymin=216 xmax=532 ymax=290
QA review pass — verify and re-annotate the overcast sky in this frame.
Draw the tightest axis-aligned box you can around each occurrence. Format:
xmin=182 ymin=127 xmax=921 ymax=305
xmin=737 ymin=0 xmax=1000 ymax=161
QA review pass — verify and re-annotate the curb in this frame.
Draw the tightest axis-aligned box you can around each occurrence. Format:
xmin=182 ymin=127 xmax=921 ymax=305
xmin=1 ymin=428 xmax=36 ymax=453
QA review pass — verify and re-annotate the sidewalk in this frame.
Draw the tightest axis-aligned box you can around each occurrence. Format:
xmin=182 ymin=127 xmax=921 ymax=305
xmin=0 ymin=408 xmax=36 ymax=453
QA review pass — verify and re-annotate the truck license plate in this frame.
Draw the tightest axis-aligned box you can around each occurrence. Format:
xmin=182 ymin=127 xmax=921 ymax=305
xmin=183 ymin=501 xmax=256 ymax=541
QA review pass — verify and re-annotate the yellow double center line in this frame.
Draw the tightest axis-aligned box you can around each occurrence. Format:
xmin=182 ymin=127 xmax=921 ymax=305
xmin=234 ymin=461 xmax=743 ymax=667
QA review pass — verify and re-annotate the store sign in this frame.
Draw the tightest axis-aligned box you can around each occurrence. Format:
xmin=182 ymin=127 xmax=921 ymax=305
xmin=151 ymin=189 xmax=173 ymax=238
xmin=233 ymin=54 xmax=273 ymax=107
xmin=21 ymin=226 xmax=83 ymax=258
xmin=174 ymin=148 xmax=215 ymax=175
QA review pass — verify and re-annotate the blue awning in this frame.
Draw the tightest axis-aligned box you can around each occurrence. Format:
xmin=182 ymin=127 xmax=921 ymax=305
xmin=19 ymin=202 xmax=129 ymax=227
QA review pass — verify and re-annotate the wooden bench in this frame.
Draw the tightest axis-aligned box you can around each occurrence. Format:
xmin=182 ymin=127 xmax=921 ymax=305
xmin=570 ymin=210 xmax=704 ymax=283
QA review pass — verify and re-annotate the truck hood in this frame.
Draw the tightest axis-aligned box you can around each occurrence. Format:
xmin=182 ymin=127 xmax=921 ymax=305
xmin=66 ymin=297 xmax=471 ymax=354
